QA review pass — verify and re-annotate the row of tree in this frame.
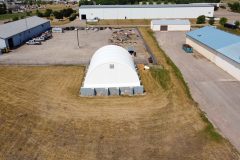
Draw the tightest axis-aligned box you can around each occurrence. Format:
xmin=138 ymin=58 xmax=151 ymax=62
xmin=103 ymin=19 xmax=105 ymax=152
xmin=36 ymin=8 xmax=77 ymax=21
xmin=228 ymin=2 xmax=240 ymax=13
xmin=196 ymin=15 xmax=240 ymax=28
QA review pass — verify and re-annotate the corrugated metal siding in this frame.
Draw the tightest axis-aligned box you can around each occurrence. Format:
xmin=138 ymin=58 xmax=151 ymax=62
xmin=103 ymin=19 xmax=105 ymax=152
xmin=9 ymin=21 xmax=50 ymax=48
xmin=79 ymin=7 xmax=214 ymax=19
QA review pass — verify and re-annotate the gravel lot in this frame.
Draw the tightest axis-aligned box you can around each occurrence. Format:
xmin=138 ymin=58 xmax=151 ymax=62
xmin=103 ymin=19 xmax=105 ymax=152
xmin=155 ymin=31 xmax=240 ymax=151
xmin=0 ymin=29 xmax=148 ymax=65
xmin=214 ymin=8 xmax=240 ymax=23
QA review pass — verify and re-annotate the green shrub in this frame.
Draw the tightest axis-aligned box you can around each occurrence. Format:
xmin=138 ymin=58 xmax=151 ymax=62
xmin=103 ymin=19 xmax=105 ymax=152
xmin=219 ymin=17 xmax=227 ymax=26
xmin=196 ymin=15 xmax=206 ymax=24
xmin=235 ymin=21 xmax=240 ymax=28
xmin=12 ymin=16 xmax=19 ymax=21
xmin=208 ymin=18 xmax=215 ymax=25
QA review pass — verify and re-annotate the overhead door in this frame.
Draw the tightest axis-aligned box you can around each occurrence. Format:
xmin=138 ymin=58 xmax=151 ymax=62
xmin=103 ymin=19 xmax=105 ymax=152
xmin=160 ymin=25 xmax=168 ymax=31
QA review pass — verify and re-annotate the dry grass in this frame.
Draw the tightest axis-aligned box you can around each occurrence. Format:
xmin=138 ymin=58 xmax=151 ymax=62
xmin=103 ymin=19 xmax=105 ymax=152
xmin=0 ymin=65 xmax=239 ymax=159
xmin=87 ymin=19 xmax=150 ymax=26
xmin=217 ymin=25 xmax=240 ymax=35
xmin=51 ymin=18 xmax=70 ymax=26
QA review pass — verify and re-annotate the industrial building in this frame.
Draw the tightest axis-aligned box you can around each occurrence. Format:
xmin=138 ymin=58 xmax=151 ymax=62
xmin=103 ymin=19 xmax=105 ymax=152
xmin=186 ymin=26 xmax=240 ymax=81
xmin=151 ymin=19 xmax=190 ymax=31
xmin=79 ymin=4 xmax=214 ymax=20
xmin=0 ymin=16 xmax=50 ymax=49
xmin=80 ymin=45 xmax=143 ymax=96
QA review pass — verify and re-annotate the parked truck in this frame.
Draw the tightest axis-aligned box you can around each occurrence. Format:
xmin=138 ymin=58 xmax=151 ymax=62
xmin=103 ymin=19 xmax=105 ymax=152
xmin=182 ymin=44 xmax=193 ymax=53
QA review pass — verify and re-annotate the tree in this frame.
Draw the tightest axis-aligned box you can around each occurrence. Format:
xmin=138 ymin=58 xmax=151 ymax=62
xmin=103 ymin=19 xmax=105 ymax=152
xmin=228 ymin=2 xmax=240 ymax=13
xmin=208 ymin=18 xmax=215 ymax=25
xmin=62 ymin=8 xmax=74 ymax=17
xmin=0 ymin=3 xmax=7 ymax=15
xmin=219 ymin=17 xmax=227 ymax=26
xmin=196 ymin=15 xmax=205 ymax=24
xmin=235 ymin=21 xmax=240 ymax=28
xmin=53 ymin=11 xmax=63 ymax=19
xmin=44 ymin=9 xmax=52 ymax=17
xmin=36 ymin=10 xmax=43 ymax=17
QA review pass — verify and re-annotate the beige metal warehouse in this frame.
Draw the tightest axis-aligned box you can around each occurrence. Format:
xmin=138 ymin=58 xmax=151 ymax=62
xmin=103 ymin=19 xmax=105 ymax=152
xmin=151 ymin=19 xmax=191 ymax=31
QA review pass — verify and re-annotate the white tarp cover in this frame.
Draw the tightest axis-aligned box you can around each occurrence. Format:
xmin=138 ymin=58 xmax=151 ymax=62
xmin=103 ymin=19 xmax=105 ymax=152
xmin=83 ymin=45 xmax=141 ymax=88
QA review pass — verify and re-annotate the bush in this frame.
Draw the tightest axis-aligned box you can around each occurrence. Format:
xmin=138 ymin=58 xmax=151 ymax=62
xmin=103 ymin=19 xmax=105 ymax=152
xmin=44 ymin=9 xmax=52 ymax=17
xmin=12 ymin=16 xmax=19 ymax=21
xmin=235 ymin=21 xmax=240 ymax=28
xmin=208 ymin=18 xmax=215 ymax=25
xmin=36 ymin=10 xmax=43 ymax=17
xmin=69 ymin=13 xmax=78 ymax=21
xmin=53 ymin=10 xmax=63 ymax=19
xmin=20 ymin=15 xmax=25 ymax=19
xmin=219 ymin=17 xmax=227 ymax=26
xmin=26 ymin=11 xmax=31 ymax=16
xmin=62 ymin=8 xmax=74 ymax=17
xmin=196 ymin=15 xmax=205 ymax=24
xmin=228 ymin=2 xmax=240 ymax=13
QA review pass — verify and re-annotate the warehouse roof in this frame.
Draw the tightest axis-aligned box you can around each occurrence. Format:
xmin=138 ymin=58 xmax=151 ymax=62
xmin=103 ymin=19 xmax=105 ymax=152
xmin=0 ymin=16 xmax=50 ymax=39
xmin=187 ymin=26 xmax=240 ymax=63
xmin=151 ymin=19 xmax=190 ymax=25
xmin=80 ymin=4 xmax=213 ymax=8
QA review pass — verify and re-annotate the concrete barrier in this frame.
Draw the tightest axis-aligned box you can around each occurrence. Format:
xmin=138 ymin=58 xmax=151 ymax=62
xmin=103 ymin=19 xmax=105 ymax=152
xmin=109 ymin=87 xmax=120 ymax=96
xmin=80 ymin=87 xmax=95 ymax=96
xmin=120 ymin=87 xmax=133 ymax=96
xmin=133 ymin=86 xmax=144 ymax=95
xmin=95 ymin=88 xmax=108 ymax=96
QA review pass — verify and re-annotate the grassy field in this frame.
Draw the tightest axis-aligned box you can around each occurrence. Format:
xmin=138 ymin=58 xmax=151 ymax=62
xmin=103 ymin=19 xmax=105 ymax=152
xmin=0 ymin=65 xmax=239 ymax=159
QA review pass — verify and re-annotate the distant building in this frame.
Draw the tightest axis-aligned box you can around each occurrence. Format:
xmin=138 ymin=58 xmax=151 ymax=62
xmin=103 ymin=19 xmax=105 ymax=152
xmin=186 ymin=26 xmax=240 ymax=81
xmin=151 ymin=19 xmax=190 ymax=31
xmin=79 ymin=4 xmax=214 ymax=20
xmin=0 ymin=16 xmax=50 ymax=49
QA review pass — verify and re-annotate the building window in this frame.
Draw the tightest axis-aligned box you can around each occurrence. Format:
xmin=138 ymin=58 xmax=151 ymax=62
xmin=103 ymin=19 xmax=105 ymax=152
xmin=110 ymin=64 xmax=114 ymax=69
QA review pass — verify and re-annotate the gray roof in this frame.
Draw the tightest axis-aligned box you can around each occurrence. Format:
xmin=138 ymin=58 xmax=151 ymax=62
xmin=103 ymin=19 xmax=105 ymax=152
xmin=0 ymin=16 xmax=50 ymax=39
xmin=151 ymin=19 xmax=190 ymax=25
xmin=80 ymin=4 xmax=213 ymax=9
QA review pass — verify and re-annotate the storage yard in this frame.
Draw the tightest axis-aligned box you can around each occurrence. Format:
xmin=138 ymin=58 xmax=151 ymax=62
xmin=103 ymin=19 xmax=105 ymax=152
xmin=0 ymin=28 xmax=148 ymax=65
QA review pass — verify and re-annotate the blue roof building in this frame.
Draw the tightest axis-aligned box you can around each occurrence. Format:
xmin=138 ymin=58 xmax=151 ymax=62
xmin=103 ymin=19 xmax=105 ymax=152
xmin=186 ymin=26 xmax=240 ymax=80
xmin=186 ymin=26 xmax=240 ymax=63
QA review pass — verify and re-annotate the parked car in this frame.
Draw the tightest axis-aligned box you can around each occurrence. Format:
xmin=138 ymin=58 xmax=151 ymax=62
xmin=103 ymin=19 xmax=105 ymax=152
xmin=26 ymin=40 xmax=41 ymax=45
xmin=33 ymin=36 xmax=45 ymax=42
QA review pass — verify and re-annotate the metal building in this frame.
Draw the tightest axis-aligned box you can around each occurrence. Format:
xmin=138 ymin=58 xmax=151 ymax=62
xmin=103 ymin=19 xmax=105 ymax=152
xmin=80 ymin=45 xmax=143 ymax=96
xmin=79 ymin=4 xmax=214 ymax=20
xmin=186 ymin=26 xmax=240 ymax=81
xmin=151 ymin=19 xmax=190 ymax=31
xmin=0 ymin=16 xmax=51 ymax=49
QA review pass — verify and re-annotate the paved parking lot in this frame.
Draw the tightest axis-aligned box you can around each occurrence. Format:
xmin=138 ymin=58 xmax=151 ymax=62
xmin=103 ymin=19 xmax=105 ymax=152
xmin=0 ymin=29 xmax=148 ymax=65
xmin=155 ymin=31 xmax=240 ymax=151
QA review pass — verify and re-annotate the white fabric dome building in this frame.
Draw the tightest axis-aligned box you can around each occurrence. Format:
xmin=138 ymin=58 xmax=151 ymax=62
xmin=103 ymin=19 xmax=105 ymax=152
xmin=81 ymin=45 xmax=143 ymax=96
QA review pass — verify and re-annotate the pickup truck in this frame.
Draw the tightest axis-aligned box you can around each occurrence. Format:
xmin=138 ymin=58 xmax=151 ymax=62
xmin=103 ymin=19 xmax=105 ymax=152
xmin=26 ymin=40 xmax=41 ymax=45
